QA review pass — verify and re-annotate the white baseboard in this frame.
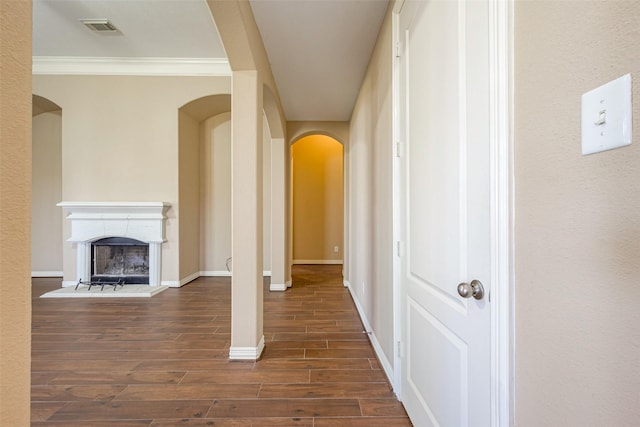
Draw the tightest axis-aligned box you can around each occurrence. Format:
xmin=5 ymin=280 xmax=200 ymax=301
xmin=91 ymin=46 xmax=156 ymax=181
xmin=200 ymin=270 xmax=231 ymax=277
xmin=286 ymin=280 xmax=292 ymax=288
xmin=62 ymin=280 xmax=76 ymax=288
xmin=200 ymin=270 xmax=272 ymax=277
xmin=229 ymin=335 xmax=265 ymax=360
xmin=162 ymin=281 xmax=179 ymax=287
xmin=162 ymin=271 xmax=199 ymax=288
xmin=31 ymin=271 xmax=63 ymax=277
xmin=344 ymin=280 xmax=395 ymax=387
xmin=270 ymin=283 xmax=287 ymax=291
xmin=293 ymin=259 xmax=343 ymax=265
xmin=180 ymin=272 xmax=200 ymax=286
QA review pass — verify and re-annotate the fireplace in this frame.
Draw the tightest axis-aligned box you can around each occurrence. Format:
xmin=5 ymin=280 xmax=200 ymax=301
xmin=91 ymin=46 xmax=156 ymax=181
xmin=58 ymin=202 xmax=170 ymax=286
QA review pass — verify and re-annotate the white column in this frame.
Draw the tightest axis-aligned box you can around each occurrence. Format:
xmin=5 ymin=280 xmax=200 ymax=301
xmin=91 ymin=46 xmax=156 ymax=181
xmin=148 ymin=242 xmax=162 ymax=286
xmin=229 ymin=70 xmax=265 ymax=360
xmin=76 ymin=242 xmax=91 ymax=285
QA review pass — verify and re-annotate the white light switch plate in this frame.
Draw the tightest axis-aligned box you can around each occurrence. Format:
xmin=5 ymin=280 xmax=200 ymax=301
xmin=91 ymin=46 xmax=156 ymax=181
xmin=581 ymin=73 xmax=632 ymax=155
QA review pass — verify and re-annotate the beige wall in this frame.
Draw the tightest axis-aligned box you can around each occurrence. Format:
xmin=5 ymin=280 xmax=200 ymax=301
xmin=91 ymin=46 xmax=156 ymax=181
xmin=515 ymin=1 xmax=640 ymax=425
xmin=262 ymin=115 xmax=272 ymax=271
xmin=32 ymin=110 xmax=62 ymax=274
xmin=0 ymin=0 xmax=32 ymax=424
xmin=347 ymin=3 xmax=394 ymax=372
xmin=178 ymin=110 xmax=201 ymax=280
xmin=292 ymin=135 xmax=344 ymax=262
xmin=32 ymin=74 xmax=231 ymax=285
xmin=201 ymin=113 xmax=232 ymax=272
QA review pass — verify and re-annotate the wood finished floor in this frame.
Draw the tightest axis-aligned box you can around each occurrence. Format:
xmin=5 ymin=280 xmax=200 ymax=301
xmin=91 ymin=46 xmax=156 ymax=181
xmin=31 ymin=264 xmax=411 ymax=426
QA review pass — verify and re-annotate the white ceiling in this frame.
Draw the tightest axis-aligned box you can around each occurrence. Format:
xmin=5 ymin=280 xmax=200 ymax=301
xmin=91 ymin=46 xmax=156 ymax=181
xmin=250 ymin=0 xmax=388 ymax=121
xmin=32 ymin=0 xmax=389 ymax=122
xmin=33 ymin=0 xmax=226 ymax=58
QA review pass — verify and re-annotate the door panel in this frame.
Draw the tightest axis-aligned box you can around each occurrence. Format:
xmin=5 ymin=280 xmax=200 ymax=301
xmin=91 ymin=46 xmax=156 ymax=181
xmin=398 ymin=0 xmax=491 ymax=426
xmin=407 ymin=298 xmax=468 ymax=426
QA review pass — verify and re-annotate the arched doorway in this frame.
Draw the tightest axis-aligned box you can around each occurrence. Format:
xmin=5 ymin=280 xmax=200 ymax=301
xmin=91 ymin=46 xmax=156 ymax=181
xmin=291 ymin=135 xmax=344 ymax=265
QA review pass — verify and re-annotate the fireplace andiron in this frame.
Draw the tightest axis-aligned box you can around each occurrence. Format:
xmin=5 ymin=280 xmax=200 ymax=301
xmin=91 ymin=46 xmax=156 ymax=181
xmin=75 ymin=278 xmax=125 ymax=291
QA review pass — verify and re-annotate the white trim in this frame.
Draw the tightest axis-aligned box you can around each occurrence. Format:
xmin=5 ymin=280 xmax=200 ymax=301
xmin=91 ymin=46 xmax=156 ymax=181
xmin=488 ymin=1 xmax=515 ymax=426
xmin=345 ymin=280 xmax=395 ymax=386
xmin=270 ymin=283 xmax=287 ymax=291
xmin=200 ymin=270 xmax=272 ymax=278
xmin=200 ymin=270 xmax=232 ymax=277
xmin=181 ymin=272 xmax=200 ymax=287
xmin=31 ymin=271 xmax=63 ymax=277
xmin=62 ymin=280 xmax=77 ymax=288
xmin=391 ymin=0 xmax=404 ymax=400
xmin=161 ymin=280 xmax=181 ymax=288
xmin=292 ymin=259 xmax=343 ymax=265
xmin=33 ymin=56 xmax=231 ymax=76
xmin=229 ymin=335 xmax=265 ymax=360
xmin=286 ymin=280 xmax=292 ymax=288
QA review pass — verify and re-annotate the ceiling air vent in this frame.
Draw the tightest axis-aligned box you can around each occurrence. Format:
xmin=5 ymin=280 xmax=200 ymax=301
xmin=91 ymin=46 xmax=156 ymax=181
xmin=81 ymin=19 xmax=119 ymax=33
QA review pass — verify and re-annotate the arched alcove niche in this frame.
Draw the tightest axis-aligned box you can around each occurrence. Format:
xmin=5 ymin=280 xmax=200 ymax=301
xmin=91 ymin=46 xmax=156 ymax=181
xmin=291 ymin=134 xmax=344 ymax=265
xmin=32 ymin=94 xmax=63 ymax=276
xmin=178 ymin=94 xmax=275 ymax=278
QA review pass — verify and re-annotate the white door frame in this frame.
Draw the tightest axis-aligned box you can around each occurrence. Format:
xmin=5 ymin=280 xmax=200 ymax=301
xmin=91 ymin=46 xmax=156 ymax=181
xmin=391 ymin=1 xmax=514 ymax=426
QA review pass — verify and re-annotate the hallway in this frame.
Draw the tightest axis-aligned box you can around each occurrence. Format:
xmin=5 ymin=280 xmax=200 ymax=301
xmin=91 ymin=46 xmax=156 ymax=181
xmin=31 ymin=265 xmax=411 ymax=426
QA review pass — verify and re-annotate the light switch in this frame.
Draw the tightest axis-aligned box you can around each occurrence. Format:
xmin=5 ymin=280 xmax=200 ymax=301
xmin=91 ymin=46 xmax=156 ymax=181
xmin=581 ymin=73 xmax=632 ymax=155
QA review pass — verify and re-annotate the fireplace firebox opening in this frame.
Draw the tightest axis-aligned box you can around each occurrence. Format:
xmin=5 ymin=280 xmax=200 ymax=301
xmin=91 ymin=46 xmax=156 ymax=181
xmin=91 ymin=237 xmax=149 ymax=284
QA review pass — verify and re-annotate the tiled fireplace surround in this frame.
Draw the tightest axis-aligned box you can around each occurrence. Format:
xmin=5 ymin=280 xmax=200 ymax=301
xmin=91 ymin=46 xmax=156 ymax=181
xmin=58 ymin=202 xmax=170 ymax=287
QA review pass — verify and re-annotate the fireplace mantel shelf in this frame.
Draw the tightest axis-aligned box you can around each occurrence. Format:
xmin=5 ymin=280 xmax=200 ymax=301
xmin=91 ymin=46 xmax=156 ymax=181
xmin=57 ymin=202 xmax=170 ymax=218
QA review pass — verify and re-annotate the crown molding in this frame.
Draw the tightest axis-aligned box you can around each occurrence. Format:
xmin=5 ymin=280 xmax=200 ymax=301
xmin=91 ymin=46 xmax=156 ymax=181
xmin=32 ymin=56 xmax=231 ymax=76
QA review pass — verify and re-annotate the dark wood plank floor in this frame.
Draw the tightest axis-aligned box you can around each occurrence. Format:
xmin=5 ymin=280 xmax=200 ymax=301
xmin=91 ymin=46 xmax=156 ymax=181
xmin=31 ymin=264 xmax=411 ymax=426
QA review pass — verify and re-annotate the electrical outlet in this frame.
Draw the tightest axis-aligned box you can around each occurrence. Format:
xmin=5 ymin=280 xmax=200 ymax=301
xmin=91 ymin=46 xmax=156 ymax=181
xmin=333 ymin=246 xmax=339 ymax=253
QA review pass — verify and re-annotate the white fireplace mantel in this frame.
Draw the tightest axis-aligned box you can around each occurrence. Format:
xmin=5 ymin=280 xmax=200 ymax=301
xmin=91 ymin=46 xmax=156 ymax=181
xmin=58 ymin=202 xmax=171 ymax=286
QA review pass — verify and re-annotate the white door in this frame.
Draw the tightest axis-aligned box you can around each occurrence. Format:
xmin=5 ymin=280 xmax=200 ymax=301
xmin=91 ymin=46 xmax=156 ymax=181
xmin=397 ymin=0 xmax=492 ymax=426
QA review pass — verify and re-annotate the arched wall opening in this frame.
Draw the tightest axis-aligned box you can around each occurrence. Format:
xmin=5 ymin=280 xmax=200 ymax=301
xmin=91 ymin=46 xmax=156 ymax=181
xmin=291 ymin=134 xmax=344 ymax=264
xmin=32 ymin=94 xmax=63 ymax=276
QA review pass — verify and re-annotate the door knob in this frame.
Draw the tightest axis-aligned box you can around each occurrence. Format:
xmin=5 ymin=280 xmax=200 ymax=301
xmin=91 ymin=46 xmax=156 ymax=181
xmin=457 ymin=280 xmax=484 ymax=300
